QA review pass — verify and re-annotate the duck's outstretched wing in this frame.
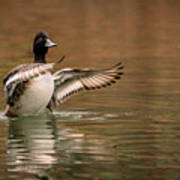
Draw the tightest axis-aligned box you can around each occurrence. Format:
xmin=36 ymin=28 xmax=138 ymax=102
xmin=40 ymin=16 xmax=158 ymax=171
xmin=3 ymin=63 xmax=54 ymax=106
xmin=50 ymin=62 xmax=124 ymax=106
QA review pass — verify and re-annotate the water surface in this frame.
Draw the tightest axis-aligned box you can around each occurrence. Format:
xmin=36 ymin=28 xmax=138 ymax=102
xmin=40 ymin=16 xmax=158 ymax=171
xmin=0 ymin=0 xmax=180 ymax=180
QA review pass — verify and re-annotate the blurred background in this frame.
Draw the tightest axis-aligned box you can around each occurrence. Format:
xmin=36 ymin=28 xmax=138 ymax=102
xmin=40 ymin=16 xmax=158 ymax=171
xmin=0 ymin=0 xmax=180 ymax=180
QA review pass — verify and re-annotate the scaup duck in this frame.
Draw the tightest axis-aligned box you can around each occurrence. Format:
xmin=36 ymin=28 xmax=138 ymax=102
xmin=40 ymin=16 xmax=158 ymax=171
xmin=3 ymin=32 xmax=124 ymax=117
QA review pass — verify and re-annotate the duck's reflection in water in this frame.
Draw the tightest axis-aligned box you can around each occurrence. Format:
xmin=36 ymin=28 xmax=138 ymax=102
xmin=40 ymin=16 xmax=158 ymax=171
xmin=7 ymin=113 xmax=77 ymax=179
xmin=7 ymin=111 xmax=117 ymax=180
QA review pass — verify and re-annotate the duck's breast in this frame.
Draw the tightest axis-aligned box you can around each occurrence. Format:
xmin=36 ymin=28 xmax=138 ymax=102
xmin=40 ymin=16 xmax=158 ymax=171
xmin=17 ymin=73 xmax=54 ymax=115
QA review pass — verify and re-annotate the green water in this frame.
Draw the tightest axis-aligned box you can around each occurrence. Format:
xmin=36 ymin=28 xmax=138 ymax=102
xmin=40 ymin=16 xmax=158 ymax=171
xmin=0 ymin=0 xmax=180 ymax=179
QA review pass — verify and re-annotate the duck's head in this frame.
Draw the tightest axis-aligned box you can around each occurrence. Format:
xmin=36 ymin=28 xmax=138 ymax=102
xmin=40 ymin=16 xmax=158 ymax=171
xmin=33 ymin=31 xmax=57 ymax=63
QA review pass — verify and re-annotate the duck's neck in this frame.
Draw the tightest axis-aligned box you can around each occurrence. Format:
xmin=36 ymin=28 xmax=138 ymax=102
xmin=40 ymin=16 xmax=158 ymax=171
xmin=34 ymin=54 xmax=46 ymax=63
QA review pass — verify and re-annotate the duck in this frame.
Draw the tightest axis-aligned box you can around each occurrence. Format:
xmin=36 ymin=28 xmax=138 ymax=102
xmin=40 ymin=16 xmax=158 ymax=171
xmin=3 ymin=31 xmax=124 ymax=117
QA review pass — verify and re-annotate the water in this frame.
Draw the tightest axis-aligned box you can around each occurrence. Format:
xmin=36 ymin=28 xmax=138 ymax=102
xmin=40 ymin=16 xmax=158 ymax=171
xmin=0 ymin=0 xmax=180 ymax=179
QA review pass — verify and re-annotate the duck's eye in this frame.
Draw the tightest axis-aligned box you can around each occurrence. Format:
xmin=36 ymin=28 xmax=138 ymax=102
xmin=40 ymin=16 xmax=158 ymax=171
xmin=36 ymin=37 xmax=43 ymax=43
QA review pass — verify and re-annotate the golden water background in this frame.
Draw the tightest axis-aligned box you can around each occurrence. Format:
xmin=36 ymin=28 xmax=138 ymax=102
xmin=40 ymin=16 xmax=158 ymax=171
xmin=0 ymin=1 xmax=180 ymax=180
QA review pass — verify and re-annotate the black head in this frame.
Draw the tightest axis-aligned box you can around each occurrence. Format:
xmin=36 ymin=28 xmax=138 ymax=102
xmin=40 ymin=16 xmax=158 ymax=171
xmin=33 ymin=31 xmax=57 ymax=63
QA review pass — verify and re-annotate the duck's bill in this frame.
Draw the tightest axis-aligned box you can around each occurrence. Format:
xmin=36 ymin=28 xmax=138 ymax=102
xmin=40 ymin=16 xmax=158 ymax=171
xmin=45 ymin=38 xmax=57 ymax=47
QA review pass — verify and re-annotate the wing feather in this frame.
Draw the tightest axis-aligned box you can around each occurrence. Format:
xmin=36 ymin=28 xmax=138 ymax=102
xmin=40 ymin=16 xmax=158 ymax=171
xmin=3 ymin=63 xmax=54 ymax=106
xmin=50 ymin=62 xmax=124 ymax=106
